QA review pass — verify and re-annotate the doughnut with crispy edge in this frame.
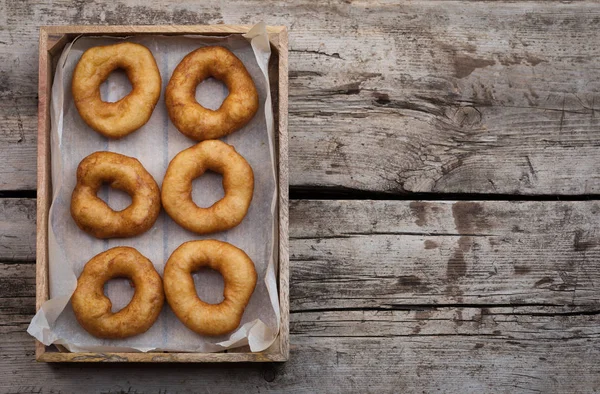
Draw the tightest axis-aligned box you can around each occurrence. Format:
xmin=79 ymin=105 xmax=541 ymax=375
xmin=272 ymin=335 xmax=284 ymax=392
xmin=71 ymin=151 xmax=161 ymax=239
xmin=72 ymin=42 xmax=161 ymax=138
xmin=163 ymin=240 xmax=257 ymax=336
xmin=161 ymin=140 xmax=254 ymax=234
xmin=71 ymin=247 xmax=164 ymax=339
xmin=165 ymin=46 xmax=259 ymax=141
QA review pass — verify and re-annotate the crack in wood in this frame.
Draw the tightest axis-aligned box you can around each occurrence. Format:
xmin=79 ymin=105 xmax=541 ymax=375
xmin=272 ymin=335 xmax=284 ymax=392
xmin=293 ymin=333 xmax=505 ymax=338
xmin=291 ymin=303 xmax=567 ymax=314
xmin=292 ymin=231 xmax=496 ymax=239
xmin=290 ymin=48 xmax=343 ymax=60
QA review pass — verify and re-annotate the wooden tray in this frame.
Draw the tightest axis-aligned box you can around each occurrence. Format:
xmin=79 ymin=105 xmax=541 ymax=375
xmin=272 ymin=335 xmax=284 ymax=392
xmin=36 ymin=25 xmax=289 ymax=362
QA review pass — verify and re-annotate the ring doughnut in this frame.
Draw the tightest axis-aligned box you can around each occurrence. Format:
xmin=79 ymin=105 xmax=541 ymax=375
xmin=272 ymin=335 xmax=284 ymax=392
xmin=161 ymin=140 xmax=254 ymax=234
xmin=165 ymin=46 xmax=259 ymax=141
xmin=71 ymin=247 xmax=164 ymax=339
xmin=163 ymin=240 xmax=257 ymax=336
xmin=71 ymin=151 xmax=161 ymax=239
xmin=72 ymin=42 xmax=161 ymax=139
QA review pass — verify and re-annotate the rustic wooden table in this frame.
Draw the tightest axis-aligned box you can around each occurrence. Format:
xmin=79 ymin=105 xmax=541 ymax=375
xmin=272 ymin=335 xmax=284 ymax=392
xmin=1 ymin=1 xmax=600 ymax=392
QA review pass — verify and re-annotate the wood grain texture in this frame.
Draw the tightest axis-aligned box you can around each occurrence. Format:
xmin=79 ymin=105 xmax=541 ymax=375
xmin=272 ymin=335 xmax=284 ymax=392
xmin=2 ymin=1 xmax=600 ymax=194
xmin=1 ymin=262 xmax=599 ymax=392
xmin=0 ymin=97 xmax=37 ymax=190
xmin=35 ymin=26 xmax=51 ymax=360
xmin=290 ymin=199 xmax=600 ymax=309
xmin=276 ymin=27 xmax=290 ymax=361
xmin=43 ymin=24 xmax=286 ymax=34
xmin=0 ymin=199 xmax=35 ymax=261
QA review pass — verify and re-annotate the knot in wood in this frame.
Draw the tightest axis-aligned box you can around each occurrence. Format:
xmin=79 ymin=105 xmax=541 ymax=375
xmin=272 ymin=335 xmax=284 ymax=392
xmin=452 ymin=106 xmax=482 ymax=129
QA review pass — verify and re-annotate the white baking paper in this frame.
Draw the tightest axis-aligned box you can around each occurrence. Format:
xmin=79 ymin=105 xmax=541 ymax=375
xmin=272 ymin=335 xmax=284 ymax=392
xmin=27 ymin=22 xmax=280 ymax=353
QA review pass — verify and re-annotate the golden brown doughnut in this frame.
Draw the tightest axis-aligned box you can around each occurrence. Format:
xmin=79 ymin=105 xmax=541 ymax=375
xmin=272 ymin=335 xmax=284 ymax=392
xmin=71 ymin=151 xmax=161 ymax=239
xmin=163 ymin=240 xmax=257 ymax=336
xmin=71 ymin=247 xmax=164 ymax=339
xmin=72 ymin=42 xmax=161 ymax=139
xmin=165 ymin=46 xmax=259 ymax=141
xmin=161 ymin=140 xmax=254 ymax=234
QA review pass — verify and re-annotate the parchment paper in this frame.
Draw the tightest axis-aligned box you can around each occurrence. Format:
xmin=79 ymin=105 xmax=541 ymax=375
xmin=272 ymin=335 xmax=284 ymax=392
xmin=27 ymin=23 xmax=280 ymax=353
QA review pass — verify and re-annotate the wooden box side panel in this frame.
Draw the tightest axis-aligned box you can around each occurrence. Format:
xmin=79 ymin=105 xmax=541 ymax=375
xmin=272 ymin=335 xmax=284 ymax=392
xmin=38 ymin=351 xmax=283 ymax=363
xmin=276 ymin=28 xmax=289 ymax=361
xmin=36 ymin=26 xmax=289 ymax=363
xmin=43 ymin=25 xmax=286 ymax=36
xmin=36 ymin=27 xmax=52 ymax=361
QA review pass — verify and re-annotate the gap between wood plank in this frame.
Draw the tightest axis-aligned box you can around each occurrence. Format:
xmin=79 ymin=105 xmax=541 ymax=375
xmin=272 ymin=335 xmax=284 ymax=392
xmin=4 ymin=288 xmax=598 ymax=317
xmin=292 ymin=303 xmax=561 ymax=312
xmin=0 ymin=190 xmax=36 ymax=198
xmin=3 ymin=188 xmax=600 ymax=201
xmin=290 ymin=186 xmax=600 ymax=201
xmin=292 ymin=305 xmax=600 ymax=317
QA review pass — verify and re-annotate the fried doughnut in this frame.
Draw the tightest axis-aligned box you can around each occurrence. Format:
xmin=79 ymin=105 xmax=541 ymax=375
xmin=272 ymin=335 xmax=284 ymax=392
xmin=164 ymin=240 xmax=257 ymax=336
xmin=71 ymin=151 xmax=161 ymax=239
xmin=161 ymin=140 xmax=254 ymax=234
xmin=71 ymin=247 xmax=164 ymax=339
xmin=165 ymin=46 xmax=259 ymax=141
xmin=72 ymin=42 xmax=161 ymax=138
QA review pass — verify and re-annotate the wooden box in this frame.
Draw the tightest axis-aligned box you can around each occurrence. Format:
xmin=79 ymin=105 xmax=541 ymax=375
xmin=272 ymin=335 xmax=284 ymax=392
xmin=36 ymin=25 xmax=289 ymax=362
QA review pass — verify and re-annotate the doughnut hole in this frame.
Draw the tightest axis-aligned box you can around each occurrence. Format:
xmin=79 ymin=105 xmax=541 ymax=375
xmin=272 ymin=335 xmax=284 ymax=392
xmin=191 ymin=171 xmax=224 ymax=208
xmin=100 ymin=68 xmax=132 ymax=103
xmin=195 ymin=77 xmax=229 ymax=110
xmin=98 ymin=183 xmax=132 ymax=212
xmin=103 ymin=277 xmax=135 ymax=313
xmin=192 ymin=267 xmax=225 ymax=304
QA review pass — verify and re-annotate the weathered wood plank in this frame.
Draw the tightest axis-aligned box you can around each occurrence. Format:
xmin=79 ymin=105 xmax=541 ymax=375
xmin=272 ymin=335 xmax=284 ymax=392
xmin=289 ymin=199 xmax=600 ymax=309
xmin=0 ymin=97 xmax=37 ymax=190
xmin=6 ymin=329 xmax=600 ymax=393
xmin=0 ymin=199 xmax=35 ymax=262
xmin=2 ymin=1 xmax=600 ymax=194
xmin=4 ymin=198 xmax=600 ymax=308
xmin=4 ymin=326 xmax=600 ymax=393
xmin=1 ymin=263 xmax=599 ymax=392
xmin=291 ymin=306 xmax=600 ymax=339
